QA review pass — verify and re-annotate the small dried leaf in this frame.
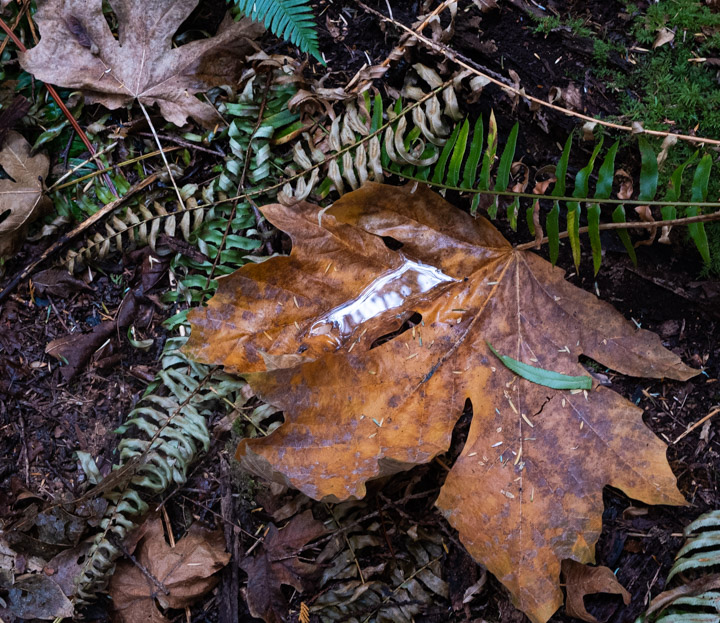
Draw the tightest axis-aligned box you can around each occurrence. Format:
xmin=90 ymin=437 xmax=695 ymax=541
xmin=241 ymin=510 xmax=325 ymax=623
xmin=110 ymin=516 xmax=230 ymax=623
xmin=653 ymin=27 xmax=675 ymax=48
xmin=0 ymin=131 xmax=51 ymax=259
xmin=562 ymin=560 xmax=630 ymax=622
xmin=0 ymin=573 xmax=74 ymax=620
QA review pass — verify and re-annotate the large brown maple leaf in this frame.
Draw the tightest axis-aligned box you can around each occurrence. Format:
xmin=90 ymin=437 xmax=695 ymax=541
xmin=19 ymin=0 xmax=262 ymax=128
xmin=185 ymin=183 xmax=696 ymax=622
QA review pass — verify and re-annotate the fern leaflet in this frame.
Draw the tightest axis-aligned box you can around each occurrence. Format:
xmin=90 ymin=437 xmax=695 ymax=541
xmin=231 ymin=0 xmax=323 ymax=62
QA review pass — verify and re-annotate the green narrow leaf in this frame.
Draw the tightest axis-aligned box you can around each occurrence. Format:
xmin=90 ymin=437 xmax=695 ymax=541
xmin=492 ymin=122 xmax=519 ymax=220
xmin=637 ymin=136 xmax=658 ymax=201
xmin=431 ymin=122 xmax=462 ymax=185
xmin=487 ymin=343 xmax=592 ymax=390
xmin=567 ymin=138 xmax=604 ymax=270
xmin=594 ymin=140 xmax=619 ymax=200
xmin=666 ymin=153 xmax=697 ymax=202
xmin=480 ymin=110 xmax=498 ymax=192
xmin=447 ymin=118 xmax=470 ymax=187
xmin=661 ymin=205 xmax=676 ymax=222
xmin=525 ymin=206 xmax=535 ymax=236
xmin=687 ymin=153 xmax=712 ymax=264
xmin=546 ymin=134 xmax=572 ymax=266
xmin=552 ymin=133 xmax=574 ymax=198
xmin=461 ymin=116 xmax=484 ymax=190
xmin=587 ymin=204 xmax=601 ymax=275
xmin=371 ymin=93 xmax=383 ymax=133
xmin=612 ymin=205 xmax=637 ymax=266
xmin=460 ymin=117 xmax=484 ymax=190
xmin=547 ymin=203 xmax=560 ymax=265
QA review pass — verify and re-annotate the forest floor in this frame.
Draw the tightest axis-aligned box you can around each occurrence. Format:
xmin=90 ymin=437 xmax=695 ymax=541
xmin=0 ymin=0 xmax=719 ymax=622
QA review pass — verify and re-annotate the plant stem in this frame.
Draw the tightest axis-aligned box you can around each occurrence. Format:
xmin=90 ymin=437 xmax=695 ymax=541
xmin=514 ymin=210 xmax=720 ymax=251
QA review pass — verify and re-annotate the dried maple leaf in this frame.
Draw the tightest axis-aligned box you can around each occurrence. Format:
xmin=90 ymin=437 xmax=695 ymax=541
xmin=240 ymin=510 xmax=325 ymax=623
xmin=0 ymin=131 xmax=51 ymax=260
xmin=19 ymin=0 xmax=263 ymax=128
xmin=185 ymin=183 xmax=697 ymax=623
xmin=109 ymin=516 xmax=230 ymax=623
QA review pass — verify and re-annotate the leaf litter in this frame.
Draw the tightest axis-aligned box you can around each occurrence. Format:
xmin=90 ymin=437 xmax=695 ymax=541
xmin=186 ymin=182 xmax=698 ymax=623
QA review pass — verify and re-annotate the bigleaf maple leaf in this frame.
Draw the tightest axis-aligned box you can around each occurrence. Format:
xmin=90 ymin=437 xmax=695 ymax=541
xmin=19 ymin=0 xmax=263 ymax=128
xmin=185 ymin=183 xmax=696 ymax=622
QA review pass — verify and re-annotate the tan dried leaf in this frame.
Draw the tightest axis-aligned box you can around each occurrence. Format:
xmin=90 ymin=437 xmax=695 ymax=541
xmin=653 ymin=27 xmax=675 ymax=48
xmin=562 ymin=560 xmax=631 ymax=622
xmin=19 ymin=0 xmax=263 ymax=128
xmin=185 ymin=183 xmax=695 ymax=623
xmin=109 ymin=516 xmax=230 ymax=623
xmin=0 ymin=131 xmax=51 ymax=259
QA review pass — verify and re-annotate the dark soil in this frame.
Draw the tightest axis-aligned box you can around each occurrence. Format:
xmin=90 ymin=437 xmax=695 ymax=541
xmin=1 ymin=1 xmax=719 ymax=622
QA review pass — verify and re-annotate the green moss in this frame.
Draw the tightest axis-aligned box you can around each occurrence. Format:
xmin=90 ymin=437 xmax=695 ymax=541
xmin=532 ymin=15 xmax=594 ymax=38
xmin=591 ymin=0 xmax=720 ymax=272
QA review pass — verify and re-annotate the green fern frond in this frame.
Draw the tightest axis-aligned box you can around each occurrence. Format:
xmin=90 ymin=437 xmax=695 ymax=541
xmin=636 ymin=509 xmax=720 ymax=622
xmin=232 ymin=0 xmax=323 ymax=63
xmin=284 ymin=71 xmax=720 ymax=273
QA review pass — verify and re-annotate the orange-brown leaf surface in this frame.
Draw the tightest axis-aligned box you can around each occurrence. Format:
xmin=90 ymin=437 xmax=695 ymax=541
xmin=19 ymin=0 xmax=262 ymax=128
xmin=185 ymin=183 xmax=697 ymax=623
xmin=109 ymin=516 xmax=230 ymax=623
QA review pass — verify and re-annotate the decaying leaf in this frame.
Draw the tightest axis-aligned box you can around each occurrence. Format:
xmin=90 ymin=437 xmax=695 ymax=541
xmin=0 ymin=573 xmax=74 ymax=620
xmin=185 ymin=183 xmax=696 ymax=623
xmin=0 ymin=131 xmax=51 ymax=260
xmin=19 ymin=0 xmax=263 ymax=128
xmin=562 ymin=560 xmax=631 ymax=622
xmin=240 ymin=510 xmax=325 ymax=623
xmin=109 ymin=515 xmax=230 ymax=623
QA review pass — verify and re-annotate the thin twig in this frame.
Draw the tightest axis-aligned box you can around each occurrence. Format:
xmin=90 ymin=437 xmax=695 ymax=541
xmin=356 ymin=1 xmax=720 ymax=149
xmin=0 ymin=15 xmax=118 ymax=195
xmin=51 ymin=146 xmax=180 ymax=191
xmin=136 ymin=132 xmax=225 ymax=156
xmin=673 ymin=407 xmax=720 ymax=444
xmin=139 ymin=101 xmax=186 ymax=211
xmin=514 ymin=211 xmax=720 ymax=251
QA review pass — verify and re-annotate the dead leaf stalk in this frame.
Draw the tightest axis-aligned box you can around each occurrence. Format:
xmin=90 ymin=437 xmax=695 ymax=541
xmin=515 ymin=211 xmax=720 ymax=252
xmin=138 ymin=101 xmax=186 ymax=212
xmin=50 ymin=146 xmax=181 ymax=192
